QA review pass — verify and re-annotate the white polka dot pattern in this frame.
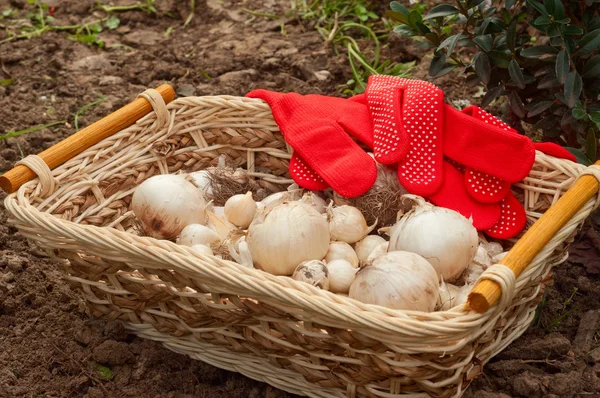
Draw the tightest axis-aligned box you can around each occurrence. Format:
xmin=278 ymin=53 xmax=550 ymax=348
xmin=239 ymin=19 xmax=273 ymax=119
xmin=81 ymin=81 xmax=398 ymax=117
xmin=465 ymin=168 xmax=510 ymax=203
xmin=463 ymin=106 xmax=514 ymax=203
xmin=366 ymin=75 xmax=445 ymax=196
xmin=485 ymin=193 xmax=525 ymax=239
xmin=289 ymin=153 xmax=328 ymax=190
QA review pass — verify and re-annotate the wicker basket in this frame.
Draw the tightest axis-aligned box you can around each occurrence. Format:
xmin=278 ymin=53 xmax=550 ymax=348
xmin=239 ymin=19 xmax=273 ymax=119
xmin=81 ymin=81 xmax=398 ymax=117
xmin=3 ymin=88 xmax=599 ymax=398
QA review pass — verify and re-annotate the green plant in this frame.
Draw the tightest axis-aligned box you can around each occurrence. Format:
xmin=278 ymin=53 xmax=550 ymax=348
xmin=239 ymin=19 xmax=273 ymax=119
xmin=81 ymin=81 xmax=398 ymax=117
xmin=95 ymin=0 xmax=156 ymax=14
xmin=1 ymin=1 xmax=120 ymax=46
xmin=295 ymin=0 xmax=415 ymax=94
xmin=386 ymin=0 xmax=600 ymax=164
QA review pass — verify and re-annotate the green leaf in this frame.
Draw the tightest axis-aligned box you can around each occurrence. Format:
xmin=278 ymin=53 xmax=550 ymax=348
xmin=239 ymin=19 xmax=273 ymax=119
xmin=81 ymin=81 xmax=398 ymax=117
xmin=528 ymin=101 xmax=554 ymax=117
xmin=506 ymin=18 xmax=517 ymax=52
xmin=415 ymin=21 xmax=431 ymax=34
xmin=572 ymin=108 xmax=588 ymax=119
xmin=534 ymin=15 xmax=552 ymax=26
xmin=544 ymin=0 xmax=565 ymax=19
xmin=509 ymin=59 xmax=526 ymax=88
xmin=538 ymin=74 xmax=562 ymax=88
xmin=509 ymin=90 xmax=526 ymax=118
xmin=474 ymin=52 xmax=491 ymax=84
xmin=489 ymin=50 xmax=512 ymax=68
xmin=555 ymin=49 xmax=570 ymax=84
xmin=563 ymin=25 xmax=584 ymax=36
xmin=393 ymin=24 xmax=416 ymax=36
xmin=429 ymin=51 xmax=447 ymax=76
xmin=424 ymin=32 xmax=440 ymax=46
xmin=574 ymin=29 xmax=600 ymax=57
xmin=588 ymin=18 xmax=600 ymax=32
xmin=105 ymin=15 xmax=120 ymax=30
xmin=94 ymin=363 xmax=114 ymax=381
xmin=481 ymin=86 xmax=505 ymax=107
xmin=583 ymin=54 xmax=600 ymax=78
xmin=473 ymin=35 xmax=492 ymax=51
xmin=408 ymin=10 xmax=422 ymax=28
xmin=520 ymin=45 xmax=559 ymax=57
xmin=423 ymin=4 xmax=459 ymax=20
xmin=468 ymin=0 xmax=486 ymax=8
xmin=565 ymin=147 xmax=592 ymax=165
xmin=555 ymin=18 xmax=571 ymax=24
xmin=390 ymin=1 xmax=409 ymax=15
xmin=505 ymin=0 xmax=516 ymax=8
xmin=386 ymin=10 xmax=409 ymax=24
xmin=564 ymin=71 xmax=583 ymax=108
xmin=0 ymin=78 xmax=12 ymax=86
xmin=438 ymin=33 xmax=465 ymax=57
xmin=527 ymin=0 xmax=549 ymax=16
xmin=534 ymin=114 xmax=557 ymax=130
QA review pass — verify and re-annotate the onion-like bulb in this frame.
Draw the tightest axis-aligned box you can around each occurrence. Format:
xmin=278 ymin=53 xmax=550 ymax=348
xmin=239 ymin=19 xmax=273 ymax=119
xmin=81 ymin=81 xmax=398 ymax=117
xmin=257 ymin=190 xmax=303 ymax=211
xmin=177 ymin=224 xmax=220 ymax=246
xmin=224 ymin=192 xmax=257 ymax=228
xmin=349 ymin=251 xmax=439 ymax=311
xmin=324 ymin=242 xmax=359 ymax=268
xmin=191 ymin=244 xmax=214 ymax=256
xmin=246 ymin=202 xmax=330 ymax=275
xmin=327 ymin=205 xmax=375 ymax=244
xmin=364 ymin=241 xmax=388 ymax=266
xmin=326 ymin=259 xmax=357 ymax=293
xmin=292 ymin=260 xmax=329 ymax=290
xmin=189 ymin=169 xmax=214 ymax=199
xmin=354 ymin=235 xmax=387 ymax=266
xmin=131 ymin=174 xmax=206 ymax=240
xmin=388 ymin=195 xmax=478 ymax=282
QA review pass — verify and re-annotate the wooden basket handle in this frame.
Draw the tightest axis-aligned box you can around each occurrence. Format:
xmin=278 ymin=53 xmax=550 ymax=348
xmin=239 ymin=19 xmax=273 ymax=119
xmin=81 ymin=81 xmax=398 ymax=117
xmin=466 ymin=161 xmax=600 ymax=313
xmin=0 ymin=84 xmax=176 ymax=194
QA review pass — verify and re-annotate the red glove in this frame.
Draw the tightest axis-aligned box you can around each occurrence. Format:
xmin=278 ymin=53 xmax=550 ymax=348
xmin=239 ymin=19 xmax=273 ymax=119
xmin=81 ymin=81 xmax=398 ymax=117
xmin=246 ymin=90 xmax=377 ymax=198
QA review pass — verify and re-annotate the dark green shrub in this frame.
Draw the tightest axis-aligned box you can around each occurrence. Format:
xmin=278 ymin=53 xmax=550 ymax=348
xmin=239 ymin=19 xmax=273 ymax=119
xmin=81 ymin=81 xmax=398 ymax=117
xmin=386 ymin=0 xmax=600 ymax=164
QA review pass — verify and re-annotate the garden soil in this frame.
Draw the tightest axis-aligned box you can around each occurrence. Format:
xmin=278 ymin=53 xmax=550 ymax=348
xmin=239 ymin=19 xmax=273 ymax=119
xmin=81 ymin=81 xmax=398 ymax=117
xmin=0 ymin=1 xmax=599 ymax=397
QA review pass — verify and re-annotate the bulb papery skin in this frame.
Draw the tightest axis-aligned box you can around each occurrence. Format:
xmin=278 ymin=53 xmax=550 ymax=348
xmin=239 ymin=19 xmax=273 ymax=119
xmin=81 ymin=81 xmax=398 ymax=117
xmin=355 ymin=235 xmax=387 ymax=266
xmin=473 ymin=245 xmax=492 ymax=267
xmin=247 ymin=202 xmax=330 ymax=275
xmin=191 ymin=244 xmax=214 ymax=256
xmin=436 ymin=281 xmax=471 ymax=311
xmin=492 ymin=251 xmax=508 ymax=263
xmin=258 ymin=190 xmax=303 ymax=211
xmin=189 ymin=170 xmax=213 ymax=199
xmin=325 ymin=242 xmax=359 ymax=268
xmin=328 ymin=205 xmax=374 ymax=244
xmin=292 ymin=260 xmax=329 ymax=290
xmin=482 ymin=242 xmax=503 ymax=258
xmin=326 ymin=259 xmax=357 ymax=293
xmin=365 ymin=241 xmax=389 ymax=266
xmin=224 ymin=192 xmax=257 ymax=229
xmin=349 ymin=251 xmax=439 ymax=312
xmin=132 ymin=174 xmax=206 ymax=240
xmin=177 ymin=224 xmax=220 ymax=246
xmin=299 ymin=192 xmax=327 ymax=213
xmin=388 ymin=200 xmax=478 ymax=282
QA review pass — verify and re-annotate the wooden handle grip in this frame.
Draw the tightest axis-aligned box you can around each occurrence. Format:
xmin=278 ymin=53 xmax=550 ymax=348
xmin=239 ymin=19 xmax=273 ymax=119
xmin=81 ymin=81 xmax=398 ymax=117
xmin=466 ymin=161 xmax=600 ymax=313
xmin=0 ymin=84 xmax=176 ymax=194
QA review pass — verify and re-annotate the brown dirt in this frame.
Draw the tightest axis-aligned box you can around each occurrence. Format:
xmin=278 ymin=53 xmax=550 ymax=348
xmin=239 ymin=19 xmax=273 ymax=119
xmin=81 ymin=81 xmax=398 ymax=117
xmin=0 ymin=1 xmax=599 ymax=397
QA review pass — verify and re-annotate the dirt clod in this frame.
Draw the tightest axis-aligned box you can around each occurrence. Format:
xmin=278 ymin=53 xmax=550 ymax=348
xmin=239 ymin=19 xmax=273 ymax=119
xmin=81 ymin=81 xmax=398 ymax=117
xmin=92 ymin=341 xmax=135 ymax=366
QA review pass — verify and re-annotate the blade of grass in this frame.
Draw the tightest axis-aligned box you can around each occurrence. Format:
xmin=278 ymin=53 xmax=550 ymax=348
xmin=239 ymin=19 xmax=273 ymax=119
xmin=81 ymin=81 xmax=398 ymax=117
xmin=0 ymin=120 xmax=66 ymax=141
xmin=73 ymin=95 xmax=107 ymax=131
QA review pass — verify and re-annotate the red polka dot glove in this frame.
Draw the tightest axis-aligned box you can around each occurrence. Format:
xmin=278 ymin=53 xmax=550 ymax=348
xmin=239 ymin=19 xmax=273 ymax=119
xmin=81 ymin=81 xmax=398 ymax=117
xmin=245 ymin=89 xmax=377 ymax=198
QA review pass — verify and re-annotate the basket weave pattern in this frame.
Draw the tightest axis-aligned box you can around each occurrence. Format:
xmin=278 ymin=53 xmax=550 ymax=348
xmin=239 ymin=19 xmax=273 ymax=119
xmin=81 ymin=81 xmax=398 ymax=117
xmin=4 ymin=94 xmax=596 ymax=398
